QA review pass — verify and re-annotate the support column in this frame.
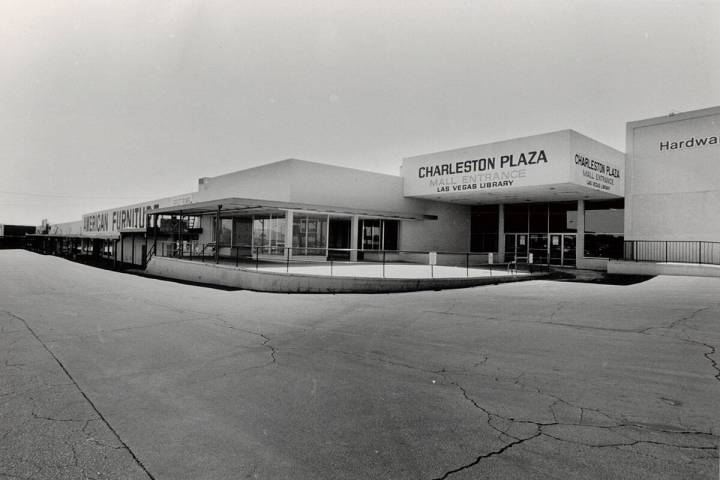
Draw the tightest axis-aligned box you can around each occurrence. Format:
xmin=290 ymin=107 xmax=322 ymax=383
xmin=350 ymin=215 xmax=359 ymax=262
xmin=153 ymin=213 xmax=158 ymax=256
xmin=215 ymin=205 xmax=221 ymax=264
xmin=497 ymin=204 xmax=505 ymax=263
xmin=178 ymin=211 xmax=183 ymax=258
xmin=576 ymin=200 xmax=585 ymax=265
xmin=285 ymin=210 xmax=294 ymax=260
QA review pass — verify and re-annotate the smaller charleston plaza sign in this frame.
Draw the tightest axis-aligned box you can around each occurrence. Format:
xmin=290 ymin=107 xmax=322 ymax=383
xmin=574 ymin=153 xmax=621 ymax=193
xmin=401 ymin=130 xmax=624 ymax=200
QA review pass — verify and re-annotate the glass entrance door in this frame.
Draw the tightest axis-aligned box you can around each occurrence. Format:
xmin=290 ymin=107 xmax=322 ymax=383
xmin=506 ymin=233 xmax=576 ymax=266
xmin=550 ymin=234 xmax=563 ymax=265
xmin=505 ymin=234 xmax=528 ymax=262
xmin=562 ymin=234 xmax=576 ymax=266
xmin=550 ymin=233 xmax=576 ymax=266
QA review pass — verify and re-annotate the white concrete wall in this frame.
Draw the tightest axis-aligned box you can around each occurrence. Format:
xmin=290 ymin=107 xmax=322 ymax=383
xmin=50 ymin=221 xmax=83 ymax=235
xmin=626 ymin=106 xmax=720 ymax=241
xmin=608 ymin=260 xmax=720 ymax=277
xmin=196 ymin=158 xmax=434 ymax=215
xmin=399 ymin=203 xmax=471 ymax=252
xmin=146 ymin=256 xmax=538 ymax=293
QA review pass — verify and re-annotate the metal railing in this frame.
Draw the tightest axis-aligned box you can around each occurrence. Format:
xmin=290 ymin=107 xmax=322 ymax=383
xmin=153 ymin=241 xmax=553 ymax=278
xmin=623 ymin=240 xmax=720 ymax=265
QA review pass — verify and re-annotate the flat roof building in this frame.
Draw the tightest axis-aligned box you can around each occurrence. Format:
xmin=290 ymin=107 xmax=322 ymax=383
xmin=26 ymin=105 xmax=720 ymax=278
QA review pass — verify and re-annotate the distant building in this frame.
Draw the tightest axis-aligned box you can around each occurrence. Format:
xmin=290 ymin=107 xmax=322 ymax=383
xmin=0 ymin=224 xmax=37 ymax=249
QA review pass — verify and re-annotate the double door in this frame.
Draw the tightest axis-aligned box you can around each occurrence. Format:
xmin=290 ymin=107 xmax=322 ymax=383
xmin=505 ymin=233 xmax=576 ymax=266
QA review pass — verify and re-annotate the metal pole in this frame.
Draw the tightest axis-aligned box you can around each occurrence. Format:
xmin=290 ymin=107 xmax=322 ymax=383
xmin=466 ymin=252 xmax=469 ymax=277
xmin=286 ymin=247 xmax=290 ymax=273
xmin=215 ymin=206 xmax=221 ymax=264
xmin=330 ymin=259 xmax=333 ymax=277
xmin=153 ymin=213 xmax=158 ymax=260
xmin=235 ymin=246 xmax=239 ymax=267
xmin=144 ymin=215 xmax=149 ymax=265
xmin=382 ymin=250 xmax=386 ymax=279
xmin=256 ymin=247 xmax=259 ymax=271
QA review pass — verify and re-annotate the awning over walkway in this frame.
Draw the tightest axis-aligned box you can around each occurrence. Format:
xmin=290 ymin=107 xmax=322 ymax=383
xmin=149 ymin=197 xmax=435 ymax=220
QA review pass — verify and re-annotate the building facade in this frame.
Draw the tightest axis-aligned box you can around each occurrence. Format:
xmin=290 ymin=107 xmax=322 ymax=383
xmin=28 ymin=105 xmax=720 ymax=272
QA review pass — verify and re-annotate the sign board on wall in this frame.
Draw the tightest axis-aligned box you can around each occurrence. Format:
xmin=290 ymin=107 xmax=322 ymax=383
xmin=630 ymin=112 xmax=720 ymax=195
xmin=572 ymin=152 xmax=622 ymax=194
xmin=401 ymin=130 xmax=624 ymax=200
xmin=82 ymin=193 xmax=194 ymax=235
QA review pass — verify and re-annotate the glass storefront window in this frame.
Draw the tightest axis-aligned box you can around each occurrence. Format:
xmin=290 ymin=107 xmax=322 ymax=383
xmin=529 ymin=204 xmax=548 ymax=233
xmin=252 ymin=214 xmax=286 ymax=254
xmin=548 ymin=202 xmax=577 ymax=233
xmin=504 ymin=204 xmax=528 ymax=233
xmin=232 ymin=218 xmax=252 ymax=247
xmin=361 ymin=219 xmax=381 ymax=250
xmin=383 ymin=221 xmax=398 ymax=251
xmin=357 ymin=219 xmax=398 ymax=251
xmin=584 ymin=199 xmax=624 ymax=258
xmin=292 ymin=214 xmax=328 ymax=256
xmin=219 ymin=219 xmax=232 ymax=246
xmin=471 ymin=205 xmax=499 ymax=252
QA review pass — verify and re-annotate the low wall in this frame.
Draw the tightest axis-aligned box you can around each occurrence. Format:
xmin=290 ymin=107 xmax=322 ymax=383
xmin=146 ymin=257 xmax=547 ymax=293
xmin=608 ymin=260 xmax=720 ymax=277
xmin=576 ymin=257 xmax=609 ymax=271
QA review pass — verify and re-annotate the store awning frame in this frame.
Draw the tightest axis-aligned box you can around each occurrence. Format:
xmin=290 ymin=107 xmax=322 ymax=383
xmin=149 ymin=197 xmax=436 ymax=221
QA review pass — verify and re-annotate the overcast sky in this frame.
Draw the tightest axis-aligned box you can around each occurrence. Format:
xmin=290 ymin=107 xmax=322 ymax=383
xmin=1 ymin=0 xmax=719 ymax=225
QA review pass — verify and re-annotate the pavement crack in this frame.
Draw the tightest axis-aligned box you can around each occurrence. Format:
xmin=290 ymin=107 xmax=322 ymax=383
xmin=540 ymin=430 xmax=718 ymax=451
xmin=695 ymin=341 xmax=720 ymax=382
xmin=259 ymin=333 xmax=277 ymax=364
xmin=4 ymin=311 xmax=156 ymax=480
xmin=431 ymin=430 xmax=542 ymax=480
xmin=30 ymin=410 xmax=91 ymax=423
xmin=212 ymin=320 xmax=278 ymax=368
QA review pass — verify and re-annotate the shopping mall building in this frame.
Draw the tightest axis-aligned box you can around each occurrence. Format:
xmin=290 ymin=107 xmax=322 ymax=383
xmin=35 ymin=105 xmax=720 ymax=275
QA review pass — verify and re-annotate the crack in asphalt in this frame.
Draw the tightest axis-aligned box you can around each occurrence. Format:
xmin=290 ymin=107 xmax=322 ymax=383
xmin=430 ymin=429 xmax=543 ymax=480
xmin=432 ymin=376 xmax=719 ymax=479
xmin=212 ymin=320 xmax=278 ymax=367
xmin=3 ymin=310 xmax=156 ymax=480
xmin=637 ymin=306 xmax=720 ymax=384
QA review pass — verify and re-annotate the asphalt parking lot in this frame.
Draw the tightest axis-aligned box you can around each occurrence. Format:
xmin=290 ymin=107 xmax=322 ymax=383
xmin=1 ymin=250 xmax=718 ymax=479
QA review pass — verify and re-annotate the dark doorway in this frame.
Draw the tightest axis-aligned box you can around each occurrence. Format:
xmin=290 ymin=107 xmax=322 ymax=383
xmin=328 ymin=218 xmax=351 ymax=259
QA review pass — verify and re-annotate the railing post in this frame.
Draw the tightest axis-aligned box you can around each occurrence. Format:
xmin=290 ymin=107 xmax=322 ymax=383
xmin=236 ymin=246 xmax=239 ymax=267
xmin=286 ymin=247 xmax=290 ymax=273
xmin=634 ymin=241 xmax=637 ymax=262
xmin=665 ymin=241 xmax=668 ymax=263
xmin=466 ymin=252 xmax=469 ymax=277
xmin=330 ymin=259 xmax=333 ymax=277
xmin=699 ymin=242 xmax=702 ymax=265
xmin=382 ymin=250 xmax=386 ymax=279
xmin=256 ymin=247 xmax=259 ymax=271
